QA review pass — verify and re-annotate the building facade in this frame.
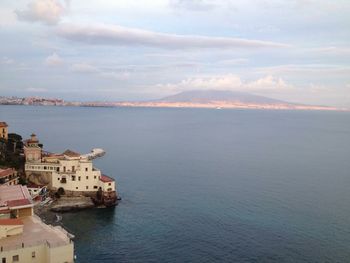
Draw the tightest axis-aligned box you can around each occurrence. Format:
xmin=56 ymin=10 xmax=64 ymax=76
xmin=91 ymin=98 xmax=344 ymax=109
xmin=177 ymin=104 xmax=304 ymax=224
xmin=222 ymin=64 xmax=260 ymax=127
xmin=0 ymin=168 xmax=19 ymax=186
xmin=24 ymin=134 xmax=117 ymax=205
xmin=0 ymin=122 xmax=8 ymax=140
xmin=0 ymin=185 xmax=74 ymax=263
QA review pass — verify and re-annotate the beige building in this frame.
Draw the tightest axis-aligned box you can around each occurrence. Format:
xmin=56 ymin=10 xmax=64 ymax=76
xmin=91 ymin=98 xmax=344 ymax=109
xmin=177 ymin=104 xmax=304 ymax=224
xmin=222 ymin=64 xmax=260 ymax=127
xmin=0 ymin=168 xmax=19 ymax=186
xmin=24 ymin=134 xmax=117 ymax=205
xmin=0 ymin=122 xmax=8 ymax=140
xmin=0 ymin=185 xmax=74 ymax=263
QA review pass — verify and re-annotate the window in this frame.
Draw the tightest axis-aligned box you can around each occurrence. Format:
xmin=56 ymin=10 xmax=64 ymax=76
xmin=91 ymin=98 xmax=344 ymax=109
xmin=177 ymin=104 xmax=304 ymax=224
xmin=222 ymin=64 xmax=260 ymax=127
xmin=32 ymin=251 xmax=36 ymax=258
xmin=86 ymin=176 xmax=89 ymax=180
xmin=63 ymin=167 xmax=66 ymax=172
xmin=86 ymin=186 xmax=89 ymax=189
xmin=108 ymin=183 xmax=111 ymax=186
xmin=2 ymin=257 xmax=6 ymax=263
xmin=72 ymin=175 xmax=76 ymax=181
xmin=94 ymin=176 xmax=97 ymax=179
xmin=58 ymin=178 xmax=60 ymax=181
xmin=56 ymin=167 xmax=59 ymax=172
xmin=78 ymin=176 xmax=81 ymax=181
xmin=76 ymin=187 xmax=78 ymax=190
xmin=94 ymin=186 xmax=98 ymax=189
xmin=85 ymin=168 xmax=88 ymax=172
xmin=12 ymin=255 xmax=19 ymax=262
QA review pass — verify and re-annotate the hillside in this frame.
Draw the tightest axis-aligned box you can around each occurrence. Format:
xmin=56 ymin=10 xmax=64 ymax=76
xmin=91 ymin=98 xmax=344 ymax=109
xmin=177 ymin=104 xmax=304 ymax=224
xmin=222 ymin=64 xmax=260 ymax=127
xmin=158 ymin=90 xmax=291 ymax=105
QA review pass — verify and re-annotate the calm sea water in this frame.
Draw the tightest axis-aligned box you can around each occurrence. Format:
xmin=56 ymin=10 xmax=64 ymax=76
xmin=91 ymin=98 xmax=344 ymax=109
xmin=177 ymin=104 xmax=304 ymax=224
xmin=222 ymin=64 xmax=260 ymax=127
xmin=1 ymin=105 xmax=350 ymax=262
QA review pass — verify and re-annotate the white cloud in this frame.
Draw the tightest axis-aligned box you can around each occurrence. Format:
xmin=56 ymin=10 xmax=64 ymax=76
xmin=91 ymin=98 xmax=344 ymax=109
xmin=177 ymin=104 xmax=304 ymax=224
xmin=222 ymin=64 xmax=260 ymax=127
xmin=16 ymin=0 xmax=69 ymax=25
xmin=70 ymin=62 xmax=130 ymax=80
xmin=154 ymin=74 xmax=294 ymax=93
xmin=26 ymin=87 xmax=48 ymax=92
xmin=1 ymin=57 xmax=15 ymax=65
xmin=99 ymin=71 xmax=130 ymax=80
xmin=45 ymin=52 xmax=64 ymax=66
xmin=57 ymin=23 xmax=289 ymax=49
xmin=246 ymin=75 xmax=293 ymax=91
xmin=311 ymin=46 xmax=350 ymax=56
xmin=70 ymin=63 xmax=99 ymax=73
xmin=0 ymin=8 xmax=17 ymax=26
xmin=169 ymin=0 xmax=217 ymax=11
xmin=257 ymin=64 xmax=350 ymax=76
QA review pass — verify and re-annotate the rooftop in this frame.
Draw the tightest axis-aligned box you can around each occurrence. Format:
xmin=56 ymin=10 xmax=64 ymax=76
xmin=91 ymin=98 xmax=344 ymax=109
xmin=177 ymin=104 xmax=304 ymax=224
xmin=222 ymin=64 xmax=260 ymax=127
xmin=0 ymin=168 xmax=15 ymax=178
xmin=0 ymin=122 xmax=8 ymax=127
xmin=100 ymin=174 xmax=114 ymax=183
xmin=0 ymin=185 xmax=32 ymax=208
xmin=0 ymin=215 xmax=73 ymax=251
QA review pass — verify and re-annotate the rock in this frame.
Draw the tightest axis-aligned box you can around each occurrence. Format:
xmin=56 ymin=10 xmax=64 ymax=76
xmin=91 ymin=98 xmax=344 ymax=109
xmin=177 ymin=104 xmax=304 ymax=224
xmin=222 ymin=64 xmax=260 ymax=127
xmin=50 ymin=196 xmax=95 ymax=212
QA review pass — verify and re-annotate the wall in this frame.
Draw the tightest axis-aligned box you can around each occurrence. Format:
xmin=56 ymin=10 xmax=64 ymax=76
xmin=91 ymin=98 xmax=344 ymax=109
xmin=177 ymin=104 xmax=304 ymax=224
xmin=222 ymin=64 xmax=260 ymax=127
xmin=0 ymin=224 xmax=23 ymax=239
xmin=0 ymin=126 xmax=7 ymax=140
xmin=17 ymin=207 xmax=33 ymax=218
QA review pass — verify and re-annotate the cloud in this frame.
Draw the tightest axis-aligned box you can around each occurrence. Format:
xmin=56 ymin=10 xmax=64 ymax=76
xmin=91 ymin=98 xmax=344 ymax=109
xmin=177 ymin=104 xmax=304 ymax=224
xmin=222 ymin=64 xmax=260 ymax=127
xmin=311 ymin=46 xmax=350 ymax=56
xmin=99 ymin=71 xmax=130 ymax=80
xmin=246 ymin=75 xmax=293 ymax=91
xmin=57 ymin=23 xmax=289 ymax=49
xmin=26 ymin=87 xmax=48 ymax=92
xmin=16 ymin=0 xmax=69 ymax=25
xmin=1 ymin=57 xmax=15 ymax=65
xmin=45 ymin=52 xmax=64 ymax=66
xmin=257 ymin=64 xmax=350 ymax=76
xmin=70 ymin=62 xmax=130 ymax=80
xmin=154 ymin=74 xmax=293 ymax=93
xmin=0 ymin=8 xmax=17 ymax=26
xmin=169 ymin=0 xmax=217 ymax=11
xmin=70 ymin=63 xmax=99 ymax=73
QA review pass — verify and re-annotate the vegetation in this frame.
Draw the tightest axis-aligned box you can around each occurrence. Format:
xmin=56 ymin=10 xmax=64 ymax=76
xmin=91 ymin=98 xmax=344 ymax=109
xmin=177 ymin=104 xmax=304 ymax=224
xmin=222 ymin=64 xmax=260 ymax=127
xmin=0 ymin=133 xmax=25 ymax=170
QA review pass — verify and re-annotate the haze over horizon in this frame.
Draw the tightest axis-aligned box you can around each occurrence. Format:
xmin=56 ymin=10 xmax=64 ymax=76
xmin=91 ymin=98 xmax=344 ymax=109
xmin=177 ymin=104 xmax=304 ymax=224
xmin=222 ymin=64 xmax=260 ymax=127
xmin=0 ymin=0 xmax=349 ymax=107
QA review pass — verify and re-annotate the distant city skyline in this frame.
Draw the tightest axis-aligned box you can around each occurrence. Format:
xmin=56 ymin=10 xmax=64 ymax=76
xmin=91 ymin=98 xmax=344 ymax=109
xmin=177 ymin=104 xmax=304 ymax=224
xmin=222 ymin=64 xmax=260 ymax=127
xmin=0 ymin=0 xmax=349 ymax=107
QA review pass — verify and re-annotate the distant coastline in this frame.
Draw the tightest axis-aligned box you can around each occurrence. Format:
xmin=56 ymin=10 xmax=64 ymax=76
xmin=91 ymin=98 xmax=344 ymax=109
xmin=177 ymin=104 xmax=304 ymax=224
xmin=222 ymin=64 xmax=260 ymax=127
xmin=0 ymin=91 xmax=347 ymax=111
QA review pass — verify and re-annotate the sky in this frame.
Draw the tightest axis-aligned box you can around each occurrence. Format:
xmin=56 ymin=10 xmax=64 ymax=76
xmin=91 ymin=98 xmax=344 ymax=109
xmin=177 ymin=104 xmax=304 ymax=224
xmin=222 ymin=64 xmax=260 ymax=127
xmin=0 ymin=0 xmax=349 ymax=106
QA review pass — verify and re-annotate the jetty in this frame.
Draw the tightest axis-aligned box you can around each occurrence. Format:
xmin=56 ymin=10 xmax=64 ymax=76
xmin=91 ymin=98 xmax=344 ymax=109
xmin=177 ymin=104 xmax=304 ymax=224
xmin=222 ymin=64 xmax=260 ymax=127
xmin=82 ymin=148 xmax=106 ymax=160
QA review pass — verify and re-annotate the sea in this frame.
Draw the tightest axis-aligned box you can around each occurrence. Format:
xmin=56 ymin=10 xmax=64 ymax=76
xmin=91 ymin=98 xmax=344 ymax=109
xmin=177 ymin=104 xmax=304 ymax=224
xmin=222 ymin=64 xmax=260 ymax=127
xmin=1 ymin=105 xmax=350 ymax=263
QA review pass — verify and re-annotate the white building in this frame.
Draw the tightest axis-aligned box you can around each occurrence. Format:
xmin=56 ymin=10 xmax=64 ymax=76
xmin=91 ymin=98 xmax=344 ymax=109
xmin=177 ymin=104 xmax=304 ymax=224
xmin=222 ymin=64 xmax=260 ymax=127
xmin=24 ymin=134 xmax=117 ymax=206
xmin=0 ymin=185 xmax=74 ymax=263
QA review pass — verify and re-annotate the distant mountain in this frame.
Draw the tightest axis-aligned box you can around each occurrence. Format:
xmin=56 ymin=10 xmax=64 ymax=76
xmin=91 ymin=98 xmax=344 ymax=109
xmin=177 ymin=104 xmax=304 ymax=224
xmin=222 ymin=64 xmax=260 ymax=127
xmin=158 ymin=90 xmax=291 ymax=105
xmin=0 ymin=92 xmax=343 ymax=111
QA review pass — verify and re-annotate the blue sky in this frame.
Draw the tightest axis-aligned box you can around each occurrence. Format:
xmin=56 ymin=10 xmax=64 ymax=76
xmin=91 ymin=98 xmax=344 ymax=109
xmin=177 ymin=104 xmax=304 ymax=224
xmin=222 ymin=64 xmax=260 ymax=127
xmin=0 ymin=0 xmax=349 ymax=106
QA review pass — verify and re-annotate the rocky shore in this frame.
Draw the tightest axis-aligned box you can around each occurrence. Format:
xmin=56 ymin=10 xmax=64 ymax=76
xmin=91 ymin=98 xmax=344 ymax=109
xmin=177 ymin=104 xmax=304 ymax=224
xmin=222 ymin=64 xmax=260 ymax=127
xmin=50 ymin=196 xmax=95 ymax=212
xmin=34 ymin=196 xmax=95 ymax=224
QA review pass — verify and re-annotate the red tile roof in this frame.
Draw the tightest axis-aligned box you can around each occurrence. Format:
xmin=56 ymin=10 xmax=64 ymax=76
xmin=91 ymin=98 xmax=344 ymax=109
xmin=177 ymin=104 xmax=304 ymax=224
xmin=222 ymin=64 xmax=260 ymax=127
xmin=0 ymin=122 xmax=8 ymax=127
xmin=0 ymin=218 xmax=23 ymax=225
xmin=0 ymin=168 xmax=15 ymax=178
xmin=0 ymin=185 xmax=33 ymax=208
xmin=100 ymin=175 xmax=114 ymax=183
xmin=7 ymin=199 xmax=32 ymax=208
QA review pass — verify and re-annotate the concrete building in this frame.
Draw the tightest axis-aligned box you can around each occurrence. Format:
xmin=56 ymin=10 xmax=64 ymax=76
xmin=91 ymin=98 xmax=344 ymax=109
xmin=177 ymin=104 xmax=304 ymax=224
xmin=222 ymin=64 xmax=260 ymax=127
xmin=0 ymin=185 xmax=74 ymax=263
xmin=0 ymin=122 xmax=8 ymax=140
xmin=24 ymin=134 xmax=117 ymax=206
xmin=0 ymin=168 xmax=19 ymax=186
